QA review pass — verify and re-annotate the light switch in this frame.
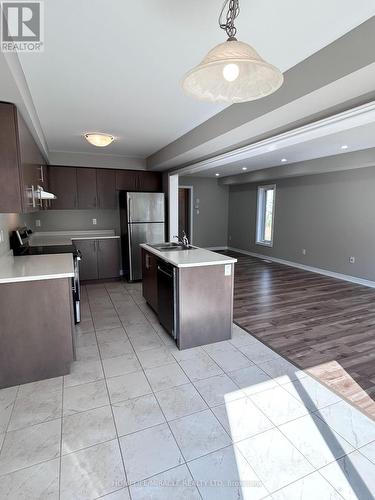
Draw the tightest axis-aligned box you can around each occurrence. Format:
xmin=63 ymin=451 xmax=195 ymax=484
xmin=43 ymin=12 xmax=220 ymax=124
xmin=35 ymin=219 xmax=41 ymax=227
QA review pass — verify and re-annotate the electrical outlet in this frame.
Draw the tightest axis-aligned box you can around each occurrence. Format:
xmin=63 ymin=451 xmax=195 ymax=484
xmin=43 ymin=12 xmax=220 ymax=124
xmin=349 ymin=256 xmax=355 ymax=264
xmin=229 ymin=235 xmax=232 ymax=241
xmin=92 ymin=218 xmax=97 ymax=225
xmin=35 ymin=219 xmax=41 ymax=227
xmin=302 ymin=248 xmax=306 ymax=255
xmin=196 ymin=209 xmax=200 ymax=215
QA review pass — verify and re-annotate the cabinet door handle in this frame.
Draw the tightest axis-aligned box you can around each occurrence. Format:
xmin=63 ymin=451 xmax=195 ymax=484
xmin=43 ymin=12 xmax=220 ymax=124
xmin=39 ymin=165 xmax=44 ymax=183
xmin=128 ymin=197 xmax=132 ymax=223
xmin=93 ymin=196 xmax=97 ymax=208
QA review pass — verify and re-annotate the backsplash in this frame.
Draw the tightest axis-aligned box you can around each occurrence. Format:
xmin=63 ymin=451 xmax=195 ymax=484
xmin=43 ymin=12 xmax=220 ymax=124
xmin=27 ymin=209 xmax=121 ymax=234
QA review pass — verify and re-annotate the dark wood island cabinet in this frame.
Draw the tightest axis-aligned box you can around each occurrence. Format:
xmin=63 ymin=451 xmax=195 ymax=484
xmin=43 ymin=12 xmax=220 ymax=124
xmin=141 ymin=245 xmax=237 ymax=350
xmin=0 ymin=277 xmax=75 ymax=388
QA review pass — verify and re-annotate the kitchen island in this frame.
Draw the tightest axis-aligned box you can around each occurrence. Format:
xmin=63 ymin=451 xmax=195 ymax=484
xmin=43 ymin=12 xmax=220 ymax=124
xmin=140 ymin=243 xmax=237 ymax=349
xmin=0 ymin=254 xmax=75 ymax=388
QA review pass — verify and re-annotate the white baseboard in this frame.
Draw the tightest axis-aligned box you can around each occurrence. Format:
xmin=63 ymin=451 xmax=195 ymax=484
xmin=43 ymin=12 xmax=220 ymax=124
xmin=227 ymin=246 xmax=375 ymax=289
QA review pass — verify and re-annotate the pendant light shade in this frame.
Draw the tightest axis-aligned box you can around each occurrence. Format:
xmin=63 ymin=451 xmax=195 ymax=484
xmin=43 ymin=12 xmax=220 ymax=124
xmin=182 ymin=0 xmax=283 ymax=104
xmin=182 ymin=39 xmax=283 ymax=103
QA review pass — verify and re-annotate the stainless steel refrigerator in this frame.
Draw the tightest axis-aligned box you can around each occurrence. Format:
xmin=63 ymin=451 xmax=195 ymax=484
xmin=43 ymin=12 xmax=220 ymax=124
xmin=120 ymin=191 xmax=165 ymax=281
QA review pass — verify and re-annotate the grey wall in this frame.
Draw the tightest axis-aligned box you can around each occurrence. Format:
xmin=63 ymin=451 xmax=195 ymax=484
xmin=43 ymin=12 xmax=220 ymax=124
xmin=28 ymin=209 xmax=120 ymax=234
xmin=179 ymin=176 xmax=228 ymax=248
xmin=228 ymin=166 xmax=375 ymax=281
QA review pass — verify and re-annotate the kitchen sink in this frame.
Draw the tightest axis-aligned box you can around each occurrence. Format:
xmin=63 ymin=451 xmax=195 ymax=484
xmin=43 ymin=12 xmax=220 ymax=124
xmin=150 ymin=242 xmax=196 ymax=251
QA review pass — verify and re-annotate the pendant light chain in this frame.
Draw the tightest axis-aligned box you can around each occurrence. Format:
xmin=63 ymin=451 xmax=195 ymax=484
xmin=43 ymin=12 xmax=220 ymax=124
xmin=219 ymin=0 xmax=240 ymax=40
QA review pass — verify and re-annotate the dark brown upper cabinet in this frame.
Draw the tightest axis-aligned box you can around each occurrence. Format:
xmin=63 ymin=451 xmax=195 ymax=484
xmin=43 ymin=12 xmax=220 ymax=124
xmin=115 ymin=169 xmax=162 ymax=192
xmin=138 ymin=171 xmax=162 ymax=192
xmin=0 ymin=102 xmax=47 ymax=213
xmin=115 ymin=170 xmax=138 ymax=191
xmin=77 ymin=168 xmax=97 ymax=209
xmin=48 ymin=166 xmax=162 ymax=210
xmin=97 ymin=169 xmax=117 ymax=209
xmin=49 ymin=167 xmax=78 ymax=209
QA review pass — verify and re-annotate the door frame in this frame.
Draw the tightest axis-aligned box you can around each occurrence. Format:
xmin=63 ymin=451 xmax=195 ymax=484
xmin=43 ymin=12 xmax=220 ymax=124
xmin=179 ymin=185 xmax=194 ymax=245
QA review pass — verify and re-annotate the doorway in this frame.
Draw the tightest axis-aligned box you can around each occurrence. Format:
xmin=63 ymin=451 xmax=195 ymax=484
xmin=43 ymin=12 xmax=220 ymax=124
xmin=178 ymin=186 xmax=193 ymax=243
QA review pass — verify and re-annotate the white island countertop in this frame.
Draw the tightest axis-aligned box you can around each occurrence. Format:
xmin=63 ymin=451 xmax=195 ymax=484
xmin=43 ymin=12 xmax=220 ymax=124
xmin=140 ymin=243 xmax=237 ymax=268
xmin=0 ymin=253 xmax=75 ymax=284
xmin=29 ymin=230 xmax=120 ymax=247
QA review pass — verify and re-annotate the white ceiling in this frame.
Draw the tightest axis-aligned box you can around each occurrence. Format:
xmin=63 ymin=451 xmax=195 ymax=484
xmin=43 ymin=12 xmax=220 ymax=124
xmin=18 ymin=0 xmax=375 ymax=160
xmin=190 ymin=121 xmax=375 ymax=177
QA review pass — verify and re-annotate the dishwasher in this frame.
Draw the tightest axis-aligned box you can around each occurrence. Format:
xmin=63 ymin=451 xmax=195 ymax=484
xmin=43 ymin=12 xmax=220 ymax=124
xmin=157 ymin=260 xmax=177 ymax=338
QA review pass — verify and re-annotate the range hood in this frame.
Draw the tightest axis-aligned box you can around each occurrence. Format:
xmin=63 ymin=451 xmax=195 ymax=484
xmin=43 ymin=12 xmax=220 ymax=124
xmin=37 ymin=186 xmax=57 ymax=200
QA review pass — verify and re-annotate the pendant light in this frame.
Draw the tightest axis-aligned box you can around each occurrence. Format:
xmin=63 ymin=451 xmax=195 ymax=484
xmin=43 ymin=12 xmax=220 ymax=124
xmin=182 ymin=0 xmax=283 ymax=104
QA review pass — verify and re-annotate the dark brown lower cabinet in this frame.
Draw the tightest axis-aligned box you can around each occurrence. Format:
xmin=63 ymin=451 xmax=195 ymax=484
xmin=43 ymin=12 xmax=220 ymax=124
xmin=74 ymin=239 xmax=99 ymax=281
xmin=98 ymin=239 xmax=121 ymax=279
xmin=74 ymin=238 xmax=120 ymax=281
xmin=0 ymin=278 xmax=74 ymax=388
xmin=142 ymin=248 xmax=158 ymax=312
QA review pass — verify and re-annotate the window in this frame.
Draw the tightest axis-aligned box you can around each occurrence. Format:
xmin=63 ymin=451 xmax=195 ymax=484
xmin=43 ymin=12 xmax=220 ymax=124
xmin=256 ymin=185 xmax=276 ymax=246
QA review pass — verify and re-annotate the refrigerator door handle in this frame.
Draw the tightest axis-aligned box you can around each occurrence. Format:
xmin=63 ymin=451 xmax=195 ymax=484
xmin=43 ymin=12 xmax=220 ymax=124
xmin=128 ymin=224 xmax=133 ymax=281
xmin=128 ymin=196 xmax=132 ymax=223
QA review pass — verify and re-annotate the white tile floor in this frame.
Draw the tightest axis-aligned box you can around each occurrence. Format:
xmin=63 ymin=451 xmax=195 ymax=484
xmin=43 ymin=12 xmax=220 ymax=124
xmin=0 ymin=281 xmax=375 ymax=499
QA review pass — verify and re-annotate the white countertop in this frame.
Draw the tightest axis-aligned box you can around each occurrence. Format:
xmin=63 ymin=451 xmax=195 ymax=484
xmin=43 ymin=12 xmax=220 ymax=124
xmin=29 ymin=230 xmax=120 ymax=247
xmin=140 ymin=243 xmax=237 ymax=268
xmin=0 ymin=254 xmax=75 ymax=284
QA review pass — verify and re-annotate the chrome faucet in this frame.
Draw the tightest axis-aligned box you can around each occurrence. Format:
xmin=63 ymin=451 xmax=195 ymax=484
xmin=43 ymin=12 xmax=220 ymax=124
xmin=174 ymin=231 xmax=189 ymax=246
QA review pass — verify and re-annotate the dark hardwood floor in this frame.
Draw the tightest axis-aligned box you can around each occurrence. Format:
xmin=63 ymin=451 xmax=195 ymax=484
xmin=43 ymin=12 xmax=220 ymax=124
xmin=226 ymin=251 xmax=375 ymax=419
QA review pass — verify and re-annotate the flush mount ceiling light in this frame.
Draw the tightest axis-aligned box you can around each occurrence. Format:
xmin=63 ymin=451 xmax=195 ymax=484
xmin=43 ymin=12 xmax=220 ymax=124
xmin=281 ymin=158 xmax=287 ymax=163
xmin=215 ymin=173 xmax=220 ymax=176
xmin=242 ymin=167 xmax=247 ymax=171
xmin=84 ymin=133 xmax=114 ymax=147
xmin=182 ymin=0 xmax=283 ymax=104
xmin=341 ymin=145 xmax=349 ymax=150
